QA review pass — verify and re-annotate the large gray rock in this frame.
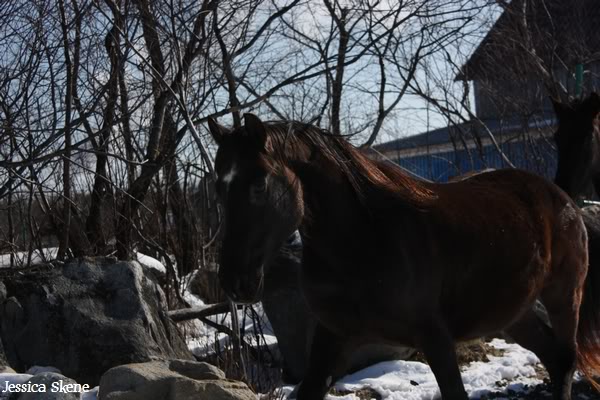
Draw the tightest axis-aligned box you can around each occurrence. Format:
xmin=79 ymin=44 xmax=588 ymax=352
xmin=0 ymin=258 xmax=193 ymax=386
xmin=17 ymin=372 xmax=82 ymax=400
xmin=99 ymin=360 xmax=256 ymax=400
xmin=0 ymin=333 xmax=7 ymax=370
xmin=263 ymin=238 xmax=415 ymax=383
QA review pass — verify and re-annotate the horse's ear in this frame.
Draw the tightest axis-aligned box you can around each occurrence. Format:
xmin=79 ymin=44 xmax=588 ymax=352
xmin=208 ymin=116 xmax=229 ymax=145
xmin=578 ymin=93 xmax=600 ymax=122
xmin=588 ymin=92 xmax=600 ymax=112
xmin=244 ymin=113 xmax=267 ymax=149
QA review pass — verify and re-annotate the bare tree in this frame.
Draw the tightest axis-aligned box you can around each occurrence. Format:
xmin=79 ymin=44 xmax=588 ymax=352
xmin=0 ymin=0 xmax=493 ymax=273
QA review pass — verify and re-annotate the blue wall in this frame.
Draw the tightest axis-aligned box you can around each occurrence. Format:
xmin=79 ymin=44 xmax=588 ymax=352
xmin=394 ymin=138 xmax=557 ymax=183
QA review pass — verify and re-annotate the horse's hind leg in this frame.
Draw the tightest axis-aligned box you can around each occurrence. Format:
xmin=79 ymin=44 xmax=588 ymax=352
xmin=540 ymin=278 xmax=584 ymax=400
xmin=418 ymin=319 xmax=468 ymax=400
xmin=505 ymin=307 xmax=575 ymax=400
xmin=540 ymin=220 xmax=587 ymax=400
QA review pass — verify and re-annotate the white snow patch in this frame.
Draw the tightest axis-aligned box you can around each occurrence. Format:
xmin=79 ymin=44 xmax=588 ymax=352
xmin=0 ymin=248 xmax=58 ymax=268
xmin=135 ymin=252 xmax=167 ymax=275
xmin=81 ymin=386 xmax=99 ymax=400
xmin=181 ymin=290 xmax=277 ymax=359
xmin=276 ymin=339 xmax=543 ymax=400
xmin=0 ymin=248 xmax=166 ymax=276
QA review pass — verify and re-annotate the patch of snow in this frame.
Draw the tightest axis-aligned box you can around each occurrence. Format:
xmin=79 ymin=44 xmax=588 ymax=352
xmin=0 ymin=248 xmax=58 ymax=268
xmin=182 ymin=294 xmax=277 ymax=359
xmin=181 ymin=278 xmax=207 ymax=308
xmin=276 ymin=339 xmax=543 ymax=400
xmin=81 ymin=386 xmax=99 ymax=400
xmin=0 ymin=248 xmax=167 ymax=277
xmin=135 ymin=252 xmax=167 ymax=275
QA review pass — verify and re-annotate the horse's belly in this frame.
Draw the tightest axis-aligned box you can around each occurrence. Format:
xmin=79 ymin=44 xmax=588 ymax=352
xmin=442 ymin=275 xmax=540 ymax=339
xmin=300 ymin=272 xmax=420 ymax=345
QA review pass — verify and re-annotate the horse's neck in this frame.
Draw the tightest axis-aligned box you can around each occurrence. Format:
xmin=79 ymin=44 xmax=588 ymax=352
xmin=292 ymin=160 xmax=370 ymax=247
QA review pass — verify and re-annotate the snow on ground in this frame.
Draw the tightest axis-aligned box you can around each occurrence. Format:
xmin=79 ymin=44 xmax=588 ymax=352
xmin=275 ymin=339 xmax=543 ymax=400
xmin=182 ymin=287 xmax=546 ymax=399
xmin=0 ymin=248 xmax=58 ymax=268
xmin=182 ymin=289 xmax=278 ymax=359
xmin=0 ymin=248 xmax=166 ymax=276
xmin=0 ymin=258 xmax=548 ymax=399
xmin=81 ymin=386 xmax=99 ymax=400
xmin=181 ymin=287 xmax=545 ymax=399
xmin=0 ymin=291 xmax=553 ymax=400
xmin=135 ymin=252 xmax=166 ymax=275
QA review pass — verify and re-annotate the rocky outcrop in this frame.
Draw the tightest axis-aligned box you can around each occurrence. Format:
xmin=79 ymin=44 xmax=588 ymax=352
xmin=0 ymin=258 xmax=193 ymax=386
xmin=98 ymin=360 xmax=256 ymax=400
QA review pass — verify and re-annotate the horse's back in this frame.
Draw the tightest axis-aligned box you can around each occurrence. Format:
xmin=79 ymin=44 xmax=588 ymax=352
xmin=438 ymin=168 xmax=575 ymax=223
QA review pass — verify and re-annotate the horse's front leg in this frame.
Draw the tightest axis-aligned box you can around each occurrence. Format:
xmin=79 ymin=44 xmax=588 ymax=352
xmin=293 ymin=323 xmax=347 ymax=400
xmin=418 ymin=319 xmax=468 ymax=400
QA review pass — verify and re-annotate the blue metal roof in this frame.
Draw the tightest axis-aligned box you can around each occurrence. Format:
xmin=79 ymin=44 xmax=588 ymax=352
xmin=374 ymin=113 xmax=556 ymax=153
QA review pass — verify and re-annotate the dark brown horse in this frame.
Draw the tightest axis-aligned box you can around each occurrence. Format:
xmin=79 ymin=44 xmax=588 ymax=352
xmin=552 ymin=93 xmax=600 ymax=395
xmin=209 ymin=114 xmax=600 ymax=400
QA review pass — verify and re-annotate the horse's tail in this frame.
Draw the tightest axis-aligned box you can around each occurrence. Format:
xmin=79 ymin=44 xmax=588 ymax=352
xmin=577 ymin=213 xmax=600 ymax=388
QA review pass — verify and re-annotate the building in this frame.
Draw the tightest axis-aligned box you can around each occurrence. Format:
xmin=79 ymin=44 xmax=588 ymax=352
xmin=374 ymin=0 xmax=600 ymax=182
xmin=373 ymin=115 xmax=556 ymax=182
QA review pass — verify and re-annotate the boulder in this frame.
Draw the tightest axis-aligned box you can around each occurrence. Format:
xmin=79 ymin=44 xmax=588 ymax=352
xmin=262 ymin=237 xmax=415 ymax=383
xmin=98 ymin=360 xmax=256 ymax=400
xmin=0 ymin=373 xmax=33 ymax=397
xmin=25 ymin=366 xmax=61 ymax=375
xmin=0 ymin=258 xmax=193 ymax=386
xmin=17 ymin=372 xmax=82 ymax=400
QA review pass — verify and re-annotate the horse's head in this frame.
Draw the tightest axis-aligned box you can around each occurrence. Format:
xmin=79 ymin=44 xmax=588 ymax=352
xmin=208 ymin=114 xmax=304 ymax=303
xmin=552 ymin=93 xmax=600 ymax=200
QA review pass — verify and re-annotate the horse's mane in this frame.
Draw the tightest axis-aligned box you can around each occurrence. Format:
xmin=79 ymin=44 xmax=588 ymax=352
xmin=262 ymin=121 xmax=437 ymax=206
